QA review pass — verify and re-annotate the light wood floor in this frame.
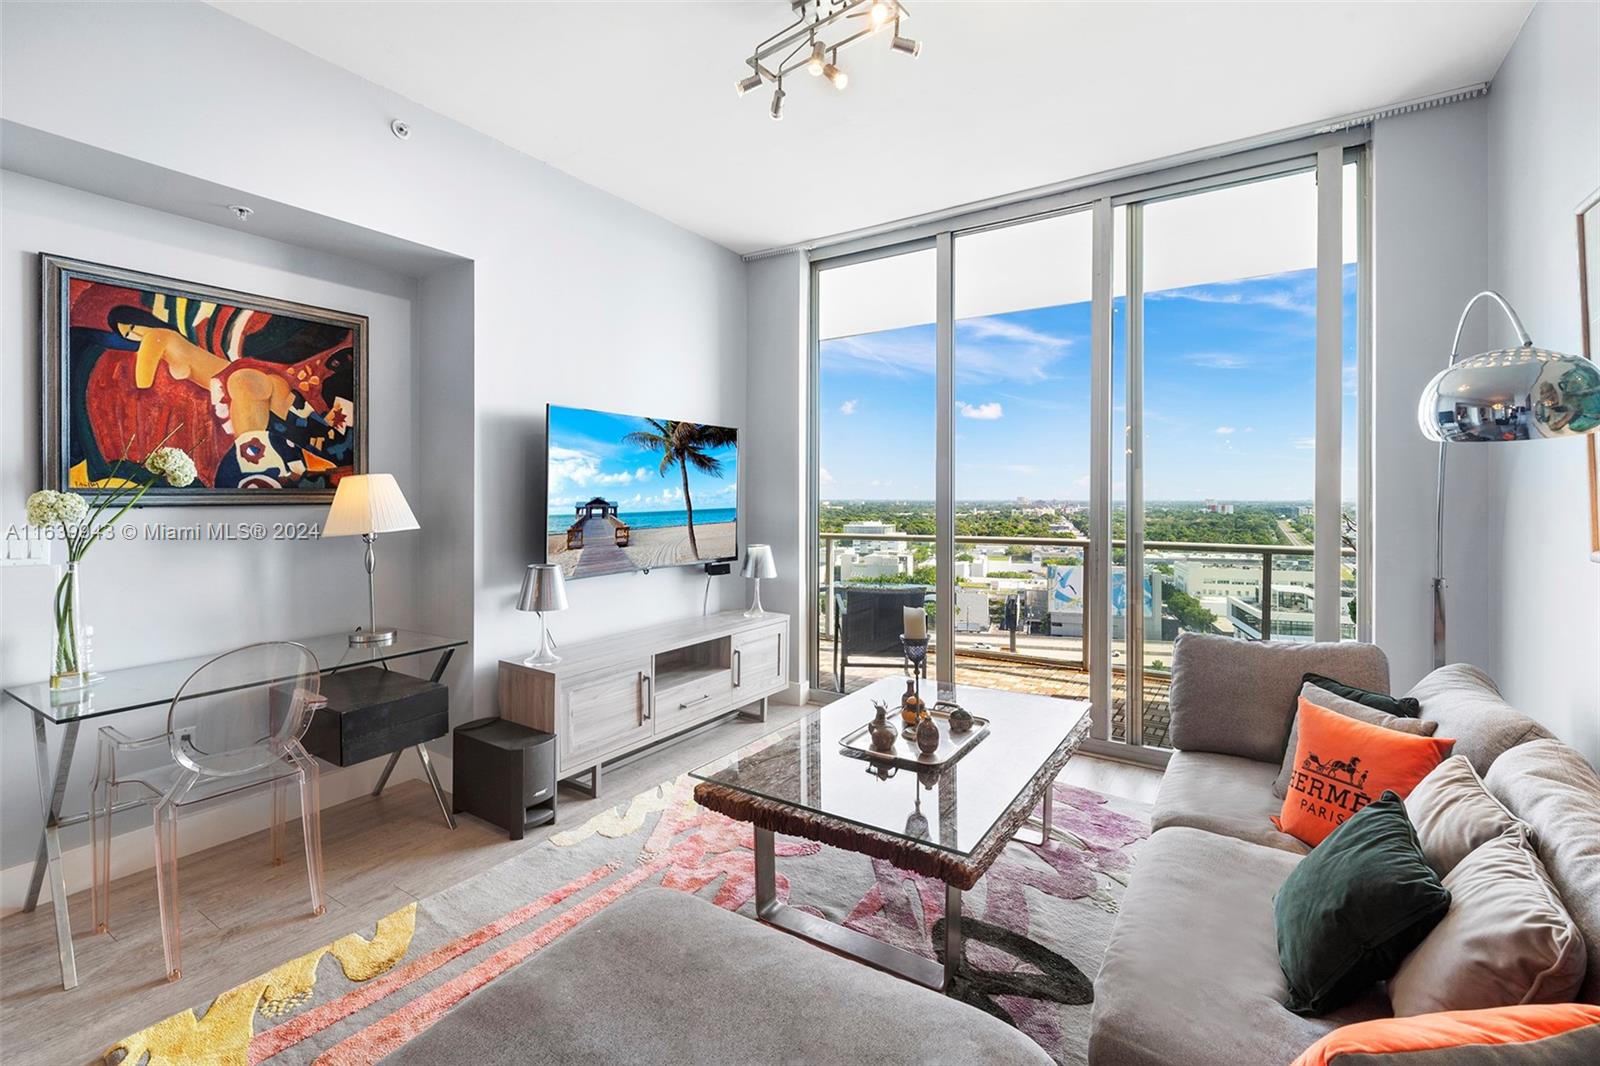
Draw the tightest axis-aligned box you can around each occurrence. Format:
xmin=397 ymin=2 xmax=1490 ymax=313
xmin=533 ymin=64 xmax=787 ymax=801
xmin=0 ymin=705 xmax=1161 ymax=1066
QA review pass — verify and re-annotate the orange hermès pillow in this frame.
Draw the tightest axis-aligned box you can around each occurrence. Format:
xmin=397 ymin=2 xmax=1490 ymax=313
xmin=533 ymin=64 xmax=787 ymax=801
xmin=1274 ymin=697 xmax=1453 ymax=846
xmin=1291 ymin=1003 xmax=1600 ymax=1065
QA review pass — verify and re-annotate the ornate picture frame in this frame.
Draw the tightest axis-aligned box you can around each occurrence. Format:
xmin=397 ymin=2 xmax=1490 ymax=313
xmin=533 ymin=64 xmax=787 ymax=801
xmin=42 ymin=255 xmax=368 ymax=506
xmin=1578 ymin=189 xmax=1600 ymax=559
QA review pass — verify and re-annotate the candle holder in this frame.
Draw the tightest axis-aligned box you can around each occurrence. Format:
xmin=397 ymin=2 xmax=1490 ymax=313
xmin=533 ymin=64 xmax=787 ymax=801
xmin=900 ymin=633 xmax=929 ymax=739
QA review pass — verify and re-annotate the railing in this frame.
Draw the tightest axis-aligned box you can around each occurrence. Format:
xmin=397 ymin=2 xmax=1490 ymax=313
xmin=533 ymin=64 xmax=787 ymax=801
xmin=821 ymin=531 xmax=1351 ymax=631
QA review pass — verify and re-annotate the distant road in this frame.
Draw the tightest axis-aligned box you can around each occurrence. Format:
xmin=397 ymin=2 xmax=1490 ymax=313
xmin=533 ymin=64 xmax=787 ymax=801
xmin=1277 ymin=518 xmax=1309 ymax=547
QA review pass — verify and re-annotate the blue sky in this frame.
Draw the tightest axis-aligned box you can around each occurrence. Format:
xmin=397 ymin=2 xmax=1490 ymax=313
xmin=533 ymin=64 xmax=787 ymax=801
xmin=819 ymin=265 xmax=1358 ymax=502
xmin=548 ymin=406 xmax=738 ymax=514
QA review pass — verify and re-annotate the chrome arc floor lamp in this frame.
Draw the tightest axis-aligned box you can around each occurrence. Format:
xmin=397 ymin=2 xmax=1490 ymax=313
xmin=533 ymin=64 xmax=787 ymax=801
xmin=1418 ymin=290 xmax=1600 ymax=668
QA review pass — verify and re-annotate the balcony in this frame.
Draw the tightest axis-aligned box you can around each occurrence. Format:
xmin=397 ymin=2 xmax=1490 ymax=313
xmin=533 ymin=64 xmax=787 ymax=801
xmin=817 ymin=531 xmax=1357 ymax=750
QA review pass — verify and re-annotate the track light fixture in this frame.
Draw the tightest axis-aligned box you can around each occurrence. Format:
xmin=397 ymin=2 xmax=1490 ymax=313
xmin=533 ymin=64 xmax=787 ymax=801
xmin=735 ymin=70 xmax=764 ymax=96
xmin=736 ymin=0 xmax=918 ymax=117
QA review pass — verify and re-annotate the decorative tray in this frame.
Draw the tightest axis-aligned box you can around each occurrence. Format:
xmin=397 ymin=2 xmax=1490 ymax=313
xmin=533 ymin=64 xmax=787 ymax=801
xmin=839 ymin=708 xmax=991 ymax=771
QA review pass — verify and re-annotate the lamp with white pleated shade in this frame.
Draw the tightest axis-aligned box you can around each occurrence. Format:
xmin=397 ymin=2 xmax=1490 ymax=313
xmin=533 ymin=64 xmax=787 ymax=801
xmin=322 ymin=474 xmax=420 ymax=646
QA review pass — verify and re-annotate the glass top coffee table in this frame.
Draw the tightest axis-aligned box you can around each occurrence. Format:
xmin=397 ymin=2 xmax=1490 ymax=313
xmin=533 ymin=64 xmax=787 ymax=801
xmin=691 ymin=677 xmax=1092 ymax=991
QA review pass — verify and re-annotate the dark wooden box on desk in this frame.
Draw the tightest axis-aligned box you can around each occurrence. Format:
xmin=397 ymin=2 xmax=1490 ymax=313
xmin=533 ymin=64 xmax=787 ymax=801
xmin=302 ymin=667 xmax=449 ymax=767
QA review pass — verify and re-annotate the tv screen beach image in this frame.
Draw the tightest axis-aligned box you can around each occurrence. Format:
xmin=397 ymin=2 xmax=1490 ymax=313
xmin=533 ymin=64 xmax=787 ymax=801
xmin=546 ymin=406 xmax=737 ymax=579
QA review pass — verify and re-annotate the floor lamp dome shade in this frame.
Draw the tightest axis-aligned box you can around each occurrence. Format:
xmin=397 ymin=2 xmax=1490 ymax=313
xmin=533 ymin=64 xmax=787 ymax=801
xmin=1418 ymin=347 xmax=1600 ymax=442
xmin=742 ymin=544 xmax=777 ymax=617
xmin=518 ymin=564 xmax=568 ymax=667
xmin=1420 ymin=291 xmax=1600 ymax=671
xmin=321 ymin=474 xmax=420 ymax=646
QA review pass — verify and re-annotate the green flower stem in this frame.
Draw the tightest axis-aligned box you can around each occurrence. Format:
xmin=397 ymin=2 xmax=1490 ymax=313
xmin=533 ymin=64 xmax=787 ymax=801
xmin=53 ymin=567 xmax=78 ymax=677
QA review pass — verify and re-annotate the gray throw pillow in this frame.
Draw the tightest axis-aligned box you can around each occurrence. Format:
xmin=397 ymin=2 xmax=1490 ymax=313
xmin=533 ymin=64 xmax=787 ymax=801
xmin=1271 ymin=683 xmax=1440 ymax=798
xmin=1389 ymin=829 xmax=1587 ymax=1016
xmin=1404 ymin=755 xmax=1523 ymax=877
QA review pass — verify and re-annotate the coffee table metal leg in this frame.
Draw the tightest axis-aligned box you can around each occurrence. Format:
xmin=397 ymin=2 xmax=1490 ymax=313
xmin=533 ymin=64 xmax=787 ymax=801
xmin=1015 ymin=780 xmax=1055 ymax=847
xmin=944 ymin=882 xmax=963 ymax=987
xmin=750 ymin=825 xmax=948 ymax=991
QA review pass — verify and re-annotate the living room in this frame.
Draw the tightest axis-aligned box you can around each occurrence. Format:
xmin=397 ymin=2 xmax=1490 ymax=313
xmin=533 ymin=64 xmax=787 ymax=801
xmin=0 ymin=1 xmax=1596 ymax=1063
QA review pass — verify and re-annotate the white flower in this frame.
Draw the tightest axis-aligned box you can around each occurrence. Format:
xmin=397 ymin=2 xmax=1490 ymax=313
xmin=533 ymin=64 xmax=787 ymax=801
xmin=25 ymin=490 xmax=87 ymax=528
xmin=145 ymin=447 xmax=197 ymax=488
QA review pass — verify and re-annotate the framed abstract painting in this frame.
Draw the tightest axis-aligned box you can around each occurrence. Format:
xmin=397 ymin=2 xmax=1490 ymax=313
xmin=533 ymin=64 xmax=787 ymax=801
xmin=41 ymin=255 xmax=367 ymax=505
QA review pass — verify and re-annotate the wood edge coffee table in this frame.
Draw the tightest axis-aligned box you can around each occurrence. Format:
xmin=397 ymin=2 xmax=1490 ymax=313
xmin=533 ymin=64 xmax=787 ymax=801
xmin=692 ymin=698 xmax=1091 ymax=992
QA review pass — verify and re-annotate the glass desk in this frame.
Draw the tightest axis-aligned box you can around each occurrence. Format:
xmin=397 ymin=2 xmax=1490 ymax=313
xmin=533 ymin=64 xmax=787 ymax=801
xmin=691 ymin=677 xmax=1091 ymax=990
xmin=4 ymin=630 xmax=465 ymax=990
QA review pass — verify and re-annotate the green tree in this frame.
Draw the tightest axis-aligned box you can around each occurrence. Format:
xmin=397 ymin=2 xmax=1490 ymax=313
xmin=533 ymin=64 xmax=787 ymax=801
xmin=623 ymin=420 xmax=735 ymax=558
xmin=1164 ymin=586 xmax=1217 ymax=632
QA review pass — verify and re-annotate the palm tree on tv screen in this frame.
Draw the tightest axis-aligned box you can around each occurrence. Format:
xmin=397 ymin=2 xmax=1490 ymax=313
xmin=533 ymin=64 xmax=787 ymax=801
xmin=623 ymin=420 xmax=734 ymax=558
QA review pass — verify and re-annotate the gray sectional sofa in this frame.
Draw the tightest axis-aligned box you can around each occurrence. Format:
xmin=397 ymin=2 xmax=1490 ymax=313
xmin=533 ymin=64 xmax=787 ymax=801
xmin=1089 ymin=634 xmax=1600 ymax=1066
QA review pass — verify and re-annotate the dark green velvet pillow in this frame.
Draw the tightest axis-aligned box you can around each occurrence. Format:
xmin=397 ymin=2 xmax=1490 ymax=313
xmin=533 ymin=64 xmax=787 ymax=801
xmin=1274 ymin=791 xmax=1450 ymax=1015
xmin=1304 ymin=672 xmax=1421 ymax=718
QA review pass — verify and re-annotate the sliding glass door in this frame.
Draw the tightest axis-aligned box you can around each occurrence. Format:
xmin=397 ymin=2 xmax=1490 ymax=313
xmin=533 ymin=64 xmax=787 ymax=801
xmin=811 ymin=139 xmax=1368 ymax=760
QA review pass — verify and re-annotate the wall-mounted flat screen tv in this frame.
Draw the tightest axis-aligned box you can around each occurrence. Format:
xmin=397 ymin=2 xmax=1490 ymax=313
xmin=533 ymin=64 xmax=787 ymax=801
xmin=545 ymin=404 xmax=738 ymax=579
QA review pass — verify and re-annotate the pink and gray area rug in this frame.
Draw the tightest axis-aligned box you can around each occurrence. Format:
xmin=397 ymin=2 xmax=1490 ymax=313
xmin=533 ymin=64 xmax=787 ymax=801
xmin=105 ymin=773 xmax=1150 ymax=1066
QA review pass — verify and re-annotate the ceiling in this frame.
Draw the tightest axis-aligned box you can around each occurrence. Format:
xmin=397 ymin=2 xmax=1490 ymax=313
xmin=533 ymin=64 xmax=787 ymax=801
xmin=212 ymin=1 xmax=1531 ymax=256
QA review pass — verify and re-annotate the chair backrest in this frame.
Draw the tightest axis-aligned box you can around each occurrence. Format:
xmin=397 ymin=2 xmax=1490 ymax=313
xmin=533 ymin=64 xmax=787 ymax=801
xmin=166 ymin=641 xmax=322 ymax=777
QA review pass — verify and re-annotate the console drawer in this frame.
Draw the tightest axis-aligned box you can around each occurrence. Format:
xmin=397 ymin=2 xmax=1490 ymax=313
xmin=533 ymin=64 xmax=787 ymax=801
xmin=653 ymin=669 xmax=734 ymax=732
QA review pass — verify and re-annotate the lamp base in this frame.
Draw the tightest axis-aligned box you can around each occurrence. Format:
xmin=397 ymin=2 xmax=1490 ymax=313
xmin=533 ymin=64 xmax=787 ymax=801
xmin=523 ymin=650 xmax=562 ymax=668
xmin=349 ymin=627 xmax=398 ymax=647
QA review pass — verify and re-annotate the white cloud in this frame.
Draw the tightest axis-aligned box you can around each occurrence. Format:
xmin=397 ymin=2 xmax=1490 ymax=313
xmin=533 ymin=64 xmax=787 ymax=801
xmin=1150 ymin=279 xmax=1316 ymax=317
xmin=1185 ymin=352 xmax=1251 ymax=370
xmin=1293 ymin=436 xmax=1316 ymax=450
xmin=958 ymin=401 xmax=1004 ymax=421
xmin=958 ymin=316 xmax=1069 ymax=349
xmin=547 ymin=445 xmax=601 ymax=499
xmin=819 ymin=467 xmax=835 ymax=486
xmin=1214 ymin=426 xmax=1236 ymax=435
xmin=839 ymin=399 xmax=858 ymax=415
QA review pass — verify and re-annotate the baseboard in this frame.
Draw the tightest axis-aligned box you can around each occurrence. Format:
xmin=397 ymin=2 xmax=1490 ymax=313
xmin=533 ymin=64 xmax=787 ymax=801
xmin=1 ymin=753 xmax=437 ymax=915
xmin=782 ymin=680 xmax=809 ymax=706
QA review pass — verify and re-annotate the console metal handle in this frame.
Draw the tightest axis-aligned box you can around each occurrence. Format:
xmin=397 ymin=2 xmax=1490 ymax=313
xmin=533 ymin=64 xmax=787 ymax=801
xmin=679 ymin=694 xmax=712 ymax=710
xmin=641 ymin=673 xmax=652 ymax=720
xmin=733 ymin=649 xmax=742 ymax=687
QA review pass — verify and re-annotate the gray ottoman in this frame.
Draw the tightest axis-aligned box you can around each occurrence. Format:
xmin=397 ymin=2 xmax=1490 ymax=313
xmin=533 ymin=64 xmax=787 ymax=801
xmin=388 ymin=887 xmax=1051 ymax=1065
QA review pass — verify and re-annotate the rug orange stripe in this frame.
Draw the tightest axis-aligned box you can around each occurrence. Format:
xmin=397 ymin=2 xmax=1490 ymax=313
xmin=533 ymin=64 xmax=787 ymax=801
xmin=250 ymin=862 xmax=621 ymax=1063
xmin=312 ymin=861 xmax=669 ymax=1066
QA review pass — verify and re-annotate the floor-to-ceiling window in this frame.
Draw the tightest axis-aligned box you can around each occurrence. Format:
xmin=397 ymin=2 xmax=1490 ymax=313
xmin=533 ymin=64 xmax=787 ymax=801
xmin=811 ymin=138 xmax=1368 ymax=760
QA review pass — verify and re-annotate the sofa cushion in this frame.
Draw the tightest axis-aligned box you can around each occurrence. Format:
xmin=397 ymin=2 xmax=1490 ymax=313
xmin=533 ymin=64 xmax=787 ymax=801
xmin=1168 ymin=633 xmax=1390 ymax=764
xmin=1304 ymin=672 xmax=1422 ymax=718
xmin=1405 ymin=664 xmax=1553 ymax=775
xmin=1487 ymin=740 xmax=1600 ymax=1005
xmin=1089 ymin=828 xmax=1390 ymax=1066
xmin=394 ymin=888 xmax=1052 ymax=1066
xmin=1274 ymin=700 xmax=1454 ymax=847
xmin=1153 ymin=749 xmax=1309 ymax=854
xmin=1291 ymin=1004 xmax=1600 ymax=1066
xmin=1403 ymin=755 xmax=1522 ymax=877
xmin=1275 ymin=792 xmax=1450 ymax=1015
xmin=1390 ymin=829 xmax=1587 ymax=1016
xmin=1273 ymin=683 xmax=1441 ymax=799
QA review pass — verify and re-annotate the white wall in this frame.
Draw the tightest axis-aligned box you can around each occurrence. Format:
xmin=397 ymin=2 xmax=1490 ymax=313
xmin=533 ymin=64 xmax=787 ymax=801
xmin=1369 ymin=99 xmax=1495 ymax=692
xmin=1483 ymin=0 xmax=1600 ymax=765
xmin=0 ymin=172 xmax=425 ymax=875
xmin=0 ymin=0 xmax=747 ymax=901
xmin=744 ymin=252 xmax=809 ymax=698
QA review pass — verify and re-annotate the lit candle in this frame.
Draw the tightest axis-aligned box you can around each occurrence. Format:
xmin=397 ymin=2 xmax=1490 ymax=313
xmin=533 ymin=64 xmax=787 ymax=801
xmin=903 ymin=605 xmax=927 ymax=640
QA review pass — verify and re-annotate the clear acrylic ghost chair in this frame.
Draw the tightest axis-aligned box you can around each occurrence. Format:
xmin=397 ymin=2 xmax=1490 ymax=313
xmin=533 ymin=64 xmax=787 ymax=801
xmin=90 ymin=641 xmax=328 ymax=981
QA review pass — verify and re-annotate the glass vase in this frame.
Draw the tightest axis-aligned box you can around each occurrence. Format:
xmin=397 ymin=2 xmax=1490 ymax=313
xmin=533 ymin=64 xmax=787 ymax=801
xmin=50 ymin=561 xmax=96 ymax=689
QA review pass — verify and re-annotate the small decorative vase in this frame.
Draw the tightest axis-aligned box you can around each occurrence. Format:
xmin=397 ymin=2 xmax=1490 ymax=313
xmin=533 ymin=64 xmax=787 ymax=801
xmin=868 ymin=701 xmax=898 ymax=753
xmin=50 ymin=562 xmax=96 ymax=690
xmin=942 ymin=702 xmax=974 ymax=734
xmin=916 ymin=711 xmax=941 ymax=755
xmin=900 ymin=679 xmax=925 ymax=737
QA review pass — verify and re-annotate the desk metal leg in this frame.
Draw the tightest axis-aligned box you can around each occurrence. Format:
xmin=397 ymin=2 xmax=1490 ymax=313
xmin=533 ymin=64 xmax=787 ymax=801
xmin=414 ymin=743 xmax=455 ymax=829
xmin=370 ymin=647 xmax=455 ymax=830
xmin=370 ymin=750 xmax=403 ymax=797
xmin=29 ymin=714 xmax=79 ymax=989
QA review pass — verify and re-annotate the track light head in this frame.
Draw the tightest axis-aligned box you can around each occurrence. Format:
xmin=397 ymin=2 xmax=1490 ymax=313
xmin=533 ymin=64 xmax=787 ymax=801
xmin=807 ymin=41 xmax=826 ymax=76
xmin=736 ymin=70 xmax=763 ymax=97
xmin=891 ymin=33 xmax=921 ymax=57
xmin=823 ymin=62 xmax=848 ymax=90
xmin=770 ymin=84 xmax=785 ymax=121
xmin=869 ymin=0 xmax=893 ymax=27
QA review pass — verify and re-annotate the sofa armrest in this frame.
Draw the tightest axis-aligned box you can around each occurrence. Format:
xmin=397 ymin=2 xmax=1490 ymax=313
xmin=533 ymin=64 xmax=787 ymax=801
xmin=1167 ymin=633 xmax=1390 ymax=764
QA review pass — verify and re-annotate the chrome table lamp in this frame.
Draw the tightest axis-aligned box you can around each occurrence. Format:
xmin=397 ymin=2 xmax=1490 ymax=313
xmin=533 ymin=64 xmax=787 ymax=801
xmin=1418 ymin=290 xmax=1600 ymax=667
xmin=741 ymin=544 xmax=777 ymax=617
xmin=322 ymin=474 xmax=420 ymax=646
xmin=518 ymin=563 xmax=569 ymax=667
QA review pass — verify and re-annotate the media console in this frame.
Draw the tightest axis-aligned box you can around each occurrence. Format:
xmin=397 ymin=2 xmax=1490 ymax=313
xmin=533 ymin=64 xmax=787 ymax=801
xmin=497 ymin=610 xmax=789 ymax=798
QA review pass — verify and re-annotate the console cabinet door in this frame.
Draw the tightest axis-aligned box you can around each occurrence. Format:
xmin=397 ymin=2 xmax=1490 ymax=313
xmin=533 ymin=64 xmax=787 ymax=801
xmin=732 ymin=623 xmax=786 ymax=695
xmin=558 ymin=661 xmax=652 ymax=768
